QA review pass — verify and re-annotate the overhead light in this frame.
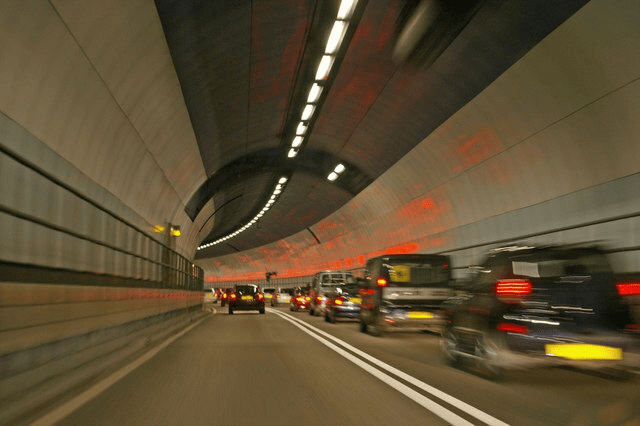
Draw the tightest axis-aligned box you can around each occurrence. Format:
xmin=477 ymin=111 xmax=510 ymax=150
xmin=326 ymin=21 xmax=347 ymax=54
xmin=288 ymin=148 xmax=298 ymax=158
xmin=279 ymin=177 xmax=287 ymax=184
xmin=337 ymin=0 xmax=357 ymax=20
xmin=296 ymin=122 xmax=307 ymax=135
xmin=315 ymin=55 xmax=334 ymax=80
xmin=307 ymin=83 xmax=322 ymax=103
xmin=334 ymin=163 xmax=346 ymax=173
xmin=328 ymin=172 xmax=339 ymax=181
xmin=292 ymin=136 xmax=303 ymax=148
xmin=301 ymin=104 xmax=315 ymax=120
xmin=274 ymin=189 xmax=281 ymax=195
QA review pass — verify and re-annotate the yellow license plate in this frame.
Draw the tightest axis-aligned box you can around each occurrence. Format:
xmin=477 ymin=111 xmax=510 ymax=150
xmin=545 ymin=344 xmax=622 ymax=360
xmin=349 ymin=298 xmax=361 ymax=304
xmin=241 ymin=295 xmax=253 ymax=301
xmin=407 ymin=311 xmax=433 ymax=319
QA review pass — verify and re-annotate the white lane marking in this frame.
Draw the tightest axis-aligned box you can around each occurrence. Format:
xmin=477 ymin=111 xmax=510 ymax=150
xmin=268 ymin=309 xmax=474 ymax=426
xmin=30 ymin=316 xmax=208 ymax=426
xmin=269 ymin=309 xmax=510 ymax=426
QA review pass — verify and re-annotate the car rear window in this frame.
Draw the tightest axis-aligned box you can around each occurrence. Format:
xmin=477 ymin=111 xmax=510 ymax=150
xmin=511 ymin=252 xmax=612 ymax=278
xmin=236 ymin=285 xmax=257 ymax=295
xmin=383 ymin=262 xmax=451 ymax=287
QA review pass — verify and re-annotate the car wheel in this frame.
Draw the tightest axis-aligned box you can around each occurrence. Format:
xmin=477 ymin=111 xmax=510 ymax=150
xmin=259 ymin=308 xmax=265 ymax=314
xmin=475 ymin=330 xmax=504 ymax=380
xmin=328 ymin=311 xmax=336 ymax=324
xmin=229 ymin=307 xmax=233 ymax=315
xmin=309 ymin=307 xmax=314 ymax=316
xmin=359 ymin=319 xmax=367 ymax=333
xmin=325 ymin=312 xmax=330 ymax=322
xmin=441 ymin=327 xmax=461 ymax=367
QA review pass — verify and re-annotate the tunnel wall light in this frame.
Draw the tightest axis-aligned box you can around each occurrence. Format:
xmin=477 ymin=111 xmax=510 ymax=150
xmin=337 ymin=0 xmax=357 ymax=19
xmin=327 ymin=163 xmax=346 ymax=181
xmin=315 ymin=55 xmax=334 ymax=80
xmin=307 ymin=83 xmax=322 ymax=103
xmin=326 ymin=21 xmax=347 ymax=54
xmin=197 ymin=177 xmax=289 ymax=250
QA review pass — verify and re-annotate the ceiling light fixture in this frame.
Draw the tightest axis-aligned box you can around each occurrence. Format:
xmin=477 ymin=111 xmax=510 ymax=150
xmin=307 ymin=83 xmax=323 ymax=103
xmin=337 ymin=0 xmax=357 ymax=20
xmin=301 ymin=105 xmax=315 ymax=120
xmin=326 ymin=21 xmax=348 ymax=54
xmin=292 ymin=136 xmax=303 ymax=148
xmin=327 ymin=172 xmax=339 ymax=181
xmin=315 ymin=55 xmax=334 ymax=80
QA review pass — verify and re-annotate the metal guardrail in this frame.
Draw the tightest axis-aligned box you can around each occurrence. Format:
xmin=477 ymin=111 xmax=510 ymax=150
xmin=0 ymin=143 xmax=203 ymax=291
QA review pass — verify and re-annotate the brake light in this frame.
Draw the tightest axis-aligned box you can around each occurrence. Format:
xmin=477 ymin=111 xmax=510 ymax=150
xmin=222 ymin=293 xmax=227 ymax=299
xmin=377 ymin=278 xmax=387 ymax=287
xmin=316 ymin=296 xmax=323 ymax=304
xmin=616 ymin=283 xmax=640 ymax=296
xmin=334 ymin=297 xmax=344 ymax=306
xmin=496 ymin=279 xmax=532 ymax=296
xmin=230 ymin=293 xmax=237 ymax=301
xmin=496 ymin=322 xmax=528 ymax=334
xmin=258 ymin=293 xmax=264 ymax=301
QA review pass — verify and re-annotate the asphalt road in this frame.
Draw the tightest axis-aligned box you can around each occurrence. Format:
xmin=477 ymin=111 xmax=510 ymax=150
xmin=46 ymin=304 xmax=640 ymax=425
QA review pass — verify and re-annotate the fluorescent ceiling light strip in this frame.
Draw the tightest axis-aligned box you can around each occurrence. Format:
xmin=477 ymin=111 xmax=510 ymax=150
xmin=337 ymin=0 xmax=357 ymax=19
xmin=292 ymin=136 xmax=303 ymax=148
xmin=315 ymin=55 xmax=334 ymax=80
xmin=328 ymin=172 xmax=338 ymax=181
xmin=334 ymin=163 xmax=345 ymax=173
xmin=307 ymin=84 xmax=322 ymax=103
xmin=296 ymin=122 xmax=307 ymax=135
xmin=301 ymin=104 xmax=315 ymax=120
xmin=326 ymin=21 xmax=347 ymax=54
xmin=288 ymin=148 xmax=298 ymax=158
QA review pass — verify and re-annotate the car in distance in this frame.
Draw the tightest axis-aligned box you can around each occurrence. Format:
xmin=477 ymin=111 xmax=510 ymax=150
xmin=220 ymin=288 xmax=232 ymax=307
xmin=359 ymin=254 xmax=454 ymax=336
xmin=228 ymin=284 xmax=265 ymax=315
xmin=440 ymin=244 xmax=640 ymax=379
xmin=325 ymin=282 xmax=362 ymax=323
xmin=309 ymin=271 xmax=356 ymax=316
xmin=271 ymin=287 xmax=293 ymax=307
xmin=263 ymin=288 xmax=275 ymax=304
xmin=290 ymin=288 xmax=311 ymax=311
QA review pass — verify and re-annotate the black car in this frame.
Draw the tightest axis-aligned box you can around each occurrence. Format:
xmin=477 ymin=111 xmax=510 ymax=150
xmin=228 ymin=284 xmax=265 ymax=315
xmin=325 ymin=283 xmax=362 ymax=323
xmin=441 ymin=244 xmax=640 ymax=379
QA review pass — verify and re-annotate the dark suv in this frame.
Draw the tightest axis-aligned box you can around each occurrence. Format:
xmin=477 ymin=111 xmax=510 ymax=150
xmin=441 ymin=244 xmax=640 ymax=379
xmin=228 ymin=284 xmax=265 ymax=315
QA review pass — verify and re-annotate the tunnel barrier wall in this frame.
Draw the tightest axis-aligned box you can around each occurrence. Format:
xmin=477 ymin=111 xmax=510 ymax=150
xmin=0 ymin=112 xmax=204 ymax=290
xmin=0 ymin=113 xmax=206 ymax=410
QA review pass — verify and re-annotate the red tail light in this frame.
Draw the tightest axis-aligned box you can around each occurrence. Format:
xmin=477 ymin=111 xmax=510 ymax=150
xmin=316 ymin=296 xmax=323 ymax=304
xmin=334 ymin=297 xmax=344 ymax=306
xmin=496 ymin=279 xmax=531 ymax=301
xmin=258 ymin=293 xmax=264 ymax=301
xmin=496 ymin=322 xmax=529 ymax=334
xmin=230 ymin=293 xmax=237 ymax=301
xmin=616 ymin=283 xmax=640 ymax=296
xmin=377 ymin=278 xmax=387 ymax=287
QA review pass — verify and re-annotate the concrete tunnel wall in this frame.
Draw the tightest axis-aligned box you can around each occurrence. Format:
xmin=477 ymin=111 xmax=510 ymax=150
xmin=198 ymin=0 xmax=640 ymax=282
xmin=0 ymin=0 xmax=209 ymax=362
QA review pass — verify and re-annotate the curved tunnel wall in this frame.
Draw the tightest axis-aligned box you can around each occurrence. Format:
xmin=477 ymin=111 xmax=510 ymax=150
xmin=199 ymin=1 xmax=640 ymax=282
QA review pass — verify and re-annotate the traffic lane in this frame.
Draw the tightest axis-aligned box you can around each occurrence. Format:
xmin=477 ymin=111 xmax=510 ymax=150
xmin=278 ymin=307 xmax=640 ymax=425
xmin=57 ymin=309 xmax=451 ymax=426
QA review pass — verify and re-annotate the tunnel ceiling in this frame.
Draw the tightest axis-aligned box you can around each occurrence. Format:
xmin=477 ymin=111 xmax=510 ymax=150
xmin=151 ymin=0 xmax=589 ymax=259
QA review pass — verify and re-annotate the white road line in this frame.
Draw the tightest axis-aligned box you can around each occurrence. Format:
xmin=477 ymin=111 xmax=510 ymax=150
xmin=268 ymin=309 xmax=474 ymax=426
xmin=269 ymin=308 xmax=510 ymax=426
xmin=30 ymin=316 xmax=208 ymax=426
